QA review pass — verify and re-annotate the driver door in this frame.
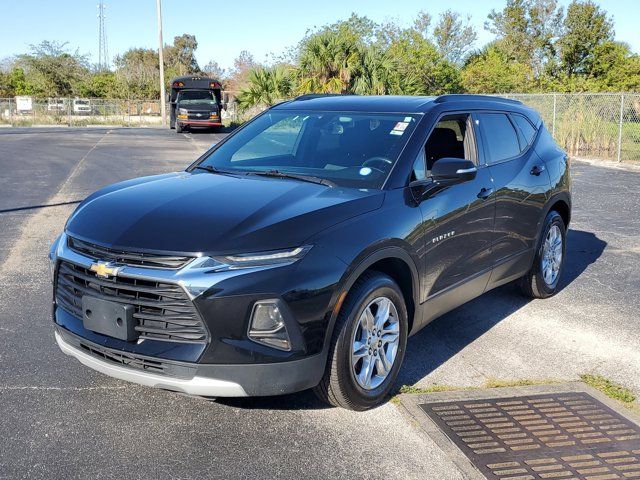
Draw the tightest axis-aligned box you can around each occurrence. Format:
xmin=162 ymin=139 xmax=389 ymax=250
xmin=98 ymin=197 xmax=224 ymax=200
xmin=415 ymin=113 xmax=496 ymax=318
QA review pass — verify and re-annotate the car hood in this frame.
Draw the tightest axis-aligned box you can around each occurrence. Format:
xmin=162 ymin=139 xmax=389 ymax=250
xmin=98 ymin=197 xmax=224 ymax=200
xmin=65 ymin=172 xmax=384 ymax=256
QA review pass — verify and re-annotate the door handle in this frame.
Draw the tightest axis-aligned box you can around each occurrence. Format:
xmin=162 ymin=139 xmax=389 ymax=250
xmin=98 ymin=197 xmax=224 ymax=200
xmin=530 ymin=164 xmax=546 ymax=176
xmin=477 ymin=187 xmax=493 ymax=199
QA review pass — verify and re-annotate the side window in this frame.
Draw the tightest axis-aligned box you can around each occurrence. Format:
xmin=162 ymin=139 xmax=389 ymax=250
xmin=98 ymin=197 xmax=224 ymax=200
xmin=424 ymin=113 xmax=475 ymax=172
xmin=411 ymin=149 xmax=427 ymax=181
xmin=477 ymin=113 xmax=521 ymax=164
xmin=511 ymin=114 xmax=537 ymax=148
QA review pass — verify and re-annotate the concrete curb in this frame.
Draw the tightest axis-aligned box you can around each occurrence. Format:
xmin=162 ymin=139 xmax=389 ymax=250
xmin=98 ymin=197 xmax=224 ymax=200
xmin=573 ymin=157 xmax=640 ymax=172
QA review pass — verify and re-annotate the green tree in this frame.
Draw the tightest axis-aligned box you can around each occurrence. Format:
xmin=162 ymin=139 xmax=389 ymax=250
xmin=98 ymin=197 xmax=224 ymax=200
xmin=586 ymin=41 xmax=640 ymax=91
xmin=297 ymin=31 xmax=362 ymax=94
xmin=237 ymin=65 xmax=294 ymax=109
xmin=486 ymin=0 xmax=563 ymax=80
xmin=387 ymin=30 xmax=463 ymax=95
xmin=352 ymin=46 xmax=397 ymax=95
xmin=114 ymin=47 xmax=159 ymax=99
xmin=113 ymin=34 xmax=201 ymax=99
xmin=433 ymin=10 xmax=478 ymax=65
xmin=15 ymin=41 xmax=89 ymax=96
xmin=557 ymin=0 xmax=613 ymax=76
xmin=164 ymin=34 xmax=200 ymax=78
xmin=462 ymin=43 xmax=533 ymax=93
xmin=78 ymin=71 xmax=119 ymax=98
xmin=6 ymin=67 xmax=35 ymax=95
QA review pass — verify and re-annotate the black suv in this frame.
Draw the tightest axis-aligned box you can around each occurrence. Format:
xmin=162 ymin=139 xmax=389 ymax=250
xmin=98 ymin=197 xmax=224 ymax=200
xmin=50 ymin=94 xmax=571 ymax=410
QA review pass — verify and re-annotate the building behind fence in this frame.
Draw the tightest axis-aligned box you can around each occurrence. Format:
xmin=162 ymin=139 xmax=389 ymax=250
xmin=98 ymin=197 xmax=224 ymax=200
xmin=1 ymin=93 xmax=639 ymax=163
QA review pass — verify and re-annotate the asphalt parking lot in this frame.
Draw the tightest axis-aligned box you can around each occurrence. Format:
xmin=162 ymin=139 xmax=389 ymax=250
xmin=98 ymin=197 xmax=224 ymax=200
xmin=0 ymin=127 xmax=638 ymax=479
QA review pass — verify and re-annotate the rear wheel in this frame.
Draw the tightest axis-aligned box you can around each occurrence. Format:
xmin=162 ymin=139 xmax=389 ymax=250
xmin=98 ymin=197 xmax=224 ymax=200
xmin=520 ymin=210 xmax=566 ymax=298
xmin=314 ymin=271 xmax=408 ymax=410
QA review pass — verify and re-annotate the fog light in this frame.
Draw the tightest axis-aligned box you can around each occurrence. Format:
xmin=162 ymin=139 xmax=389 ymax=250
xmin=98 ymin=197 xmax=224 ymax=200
xmin=248 ymin=300 xmax=291 ymax=351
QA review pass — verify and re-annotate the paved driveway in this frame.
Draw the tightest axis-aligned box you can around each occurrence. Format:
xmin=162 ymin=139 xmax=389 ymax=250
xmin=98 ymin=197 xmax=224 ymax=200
xmin=0 ymin=127 xmax=637 ymax=479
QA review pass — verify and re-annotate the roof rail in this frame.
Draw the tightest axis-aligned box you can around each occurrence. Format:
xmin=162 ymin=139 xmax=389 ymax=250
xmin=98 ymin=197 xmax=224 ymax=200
xmin=293 ymin=93 xmax=355 ymax=101
xmin=434 ymin=94 xmax=522 ymax=105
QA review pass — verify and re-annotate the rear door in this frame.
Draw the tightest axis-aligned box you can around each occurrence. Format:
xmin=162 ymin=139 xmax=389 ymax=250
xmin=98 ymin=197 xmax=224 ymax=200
xmin=477 ymin=112 xmax=551 ymax=283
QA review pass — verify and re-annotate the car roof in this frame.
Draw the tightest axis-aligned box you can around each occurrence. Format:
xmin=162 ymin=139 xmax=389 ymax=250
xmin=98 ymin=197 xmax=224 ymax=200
xmin=272 ymin=94 xmax=540 ymax=125
xmin=273 ymin=95 xmax=437 ymax=113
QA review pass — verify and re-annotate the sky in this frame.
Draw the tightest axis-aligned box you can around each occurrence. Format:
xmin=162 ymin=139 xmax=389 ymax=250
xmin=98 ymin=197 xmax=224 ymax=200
xmin=0 ymin=0 xmax=638 ymax=71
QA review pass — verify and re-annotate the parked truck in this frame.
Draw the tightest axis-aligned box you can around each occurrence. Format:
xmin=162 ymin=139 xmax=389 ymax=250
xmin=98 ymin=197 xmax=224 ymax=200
xmin=169 ymin=76 xmax=224 ymax=132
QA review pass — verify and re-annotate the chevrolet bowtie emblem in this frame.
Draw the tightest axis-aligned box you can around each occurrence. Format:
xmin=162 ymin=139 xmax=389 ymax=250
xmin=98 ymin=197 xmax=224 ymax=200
xmin=89 ymin=261 xmax=120 ymax=278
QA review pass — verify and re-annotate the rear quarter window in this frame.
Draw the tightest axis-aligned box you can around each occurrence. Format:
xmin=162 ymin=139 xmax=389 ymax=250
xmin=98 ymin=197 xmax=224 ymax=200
xmin=477 ymin=113 xmax=521 ymax=164
xmin=511 ymin=114 xmax=537 ymax=147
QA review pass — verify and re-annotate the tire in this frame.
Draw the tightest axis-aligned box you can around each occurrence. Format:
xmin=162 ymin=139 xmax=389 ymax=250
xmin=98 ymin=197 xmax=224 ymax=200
xmin=520 ymin=210 xmax=566 ymax=298
xmin=176 ymin=123 xmax=183 ymax=133
xmin=314 ymin=271 xmax=408 ymax=410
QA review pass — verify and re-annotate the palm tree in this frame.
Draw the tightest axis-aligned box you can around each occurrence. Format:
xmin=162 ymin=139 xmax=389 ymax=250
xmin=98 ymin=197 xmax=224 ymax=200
xmin=237 ymin=65 xmax=294 ymax=110
xmin=297 ymin=32 xmax=362 ymax=94
xmin=352 ymin=46 xmax=398 ymax=95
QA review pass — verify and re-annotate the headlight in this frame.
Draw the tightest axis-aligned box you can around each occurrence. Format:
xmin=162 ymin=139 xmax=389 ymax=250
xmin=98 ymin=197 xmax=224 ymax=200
xmin=178 ymin=108 xmax=188 ymax=115
xmin=214 ymin=245 xmax=312 ymax=269
xmin=49 ymin=233 xmax=63 ymax=283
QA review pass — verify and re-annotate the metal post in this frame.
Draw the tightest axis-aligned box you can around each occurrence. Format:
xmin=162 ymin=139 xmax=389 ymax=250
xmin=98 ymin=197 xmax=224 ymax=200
xmin=552 ymin=93 xmax=557 ymax=138
xmin=156 ymin=0 xmax=166 ymax=126
xmin=617 ymin=94 xmax=624 ymax=162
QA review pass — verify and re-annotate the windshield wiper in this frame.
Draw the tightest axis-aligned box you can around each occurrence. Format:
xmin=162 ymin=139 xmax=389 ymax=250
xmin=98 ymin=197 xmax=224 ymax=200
xmin=192 ymin=165 xmax=241 ymax=176
xmin=246 ymin=170 xmax=335 ymax=187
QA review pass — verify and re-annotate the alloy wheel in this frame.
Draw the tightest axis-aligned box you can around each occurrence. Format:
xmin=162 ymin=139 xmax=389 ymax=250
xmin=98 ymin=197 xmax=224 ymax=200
xmin=541 ymin=224 xmax=563 ymax=286
xmin=350 ymin=297 xmax=400 ymax=390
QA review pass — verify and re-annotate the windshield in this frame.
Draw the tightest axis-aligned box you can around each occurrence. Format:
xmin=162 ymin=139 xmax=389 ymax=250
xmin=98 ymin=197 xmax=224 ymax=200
xmin=196 ymin=110 xmax=419 ymax=189
xmin=177 ymin=90 xmax=215 ymax=105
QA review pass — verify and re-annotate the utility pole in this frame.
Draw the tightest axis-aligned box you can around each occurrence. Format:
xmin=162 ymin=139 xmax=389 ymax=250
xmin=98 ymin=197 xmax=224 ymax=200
xmin=156 ymin=0 xmax=166 ymax=126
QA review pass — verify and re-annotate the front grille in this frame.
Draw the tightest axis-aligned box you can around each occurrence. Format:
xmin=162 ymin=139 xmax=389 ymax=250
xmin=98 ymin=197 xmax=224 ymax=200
xmin=67 ymin=236 xmax=193 ymax=269
xmin=79 ymin=342 xmax=166 ymax=375
xmin=187 ymin=110 xmax=213 ymax=120
xmin=55 ymin=260 xmax=208 ymax=343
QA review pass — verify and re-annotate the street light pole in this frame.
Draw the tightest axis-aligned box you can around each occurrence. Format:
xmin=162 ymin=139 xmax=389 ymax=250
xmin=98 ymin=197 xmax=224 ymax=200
xmin=156 ymin=0 xmax=166 ymax=126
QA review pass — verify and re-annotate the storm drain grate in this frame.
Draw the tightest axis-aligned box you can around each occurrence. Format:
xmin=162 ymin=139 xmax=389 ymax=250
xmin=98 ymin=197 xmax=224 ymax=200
xmin=420 ymin=393 xmax=640 ymax=480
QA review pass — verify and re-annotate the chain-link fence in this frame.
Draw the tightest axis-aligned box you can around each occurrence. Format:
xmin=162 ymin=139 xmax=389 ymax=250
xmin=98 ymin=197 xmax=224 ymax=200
xmin=1 ymin=93 xmax=639 ymax=163
xmin=503 ymin=93 xmax=640 ymax=163
xmin=0 ymin=97 xmax=168 ymax=127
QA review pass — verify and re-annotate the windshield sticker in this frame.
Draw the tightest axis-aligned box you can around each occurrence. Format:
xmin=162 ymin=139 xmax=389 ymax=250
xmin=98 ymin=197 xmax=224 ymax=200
xmin=404 ymin=116 xmax=413 ymax=123
xmin=390 ymin=121 xmax=409 ymax=135
xmin=359 ymin=167 xmax=372 ymax=176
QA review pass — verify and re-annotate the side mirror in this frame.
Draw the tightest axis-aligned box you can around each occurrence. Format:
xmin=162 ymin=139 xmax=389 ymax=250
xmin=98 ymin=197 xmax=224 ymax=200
xmin=431 ymin=157 xmax=477 ymax=185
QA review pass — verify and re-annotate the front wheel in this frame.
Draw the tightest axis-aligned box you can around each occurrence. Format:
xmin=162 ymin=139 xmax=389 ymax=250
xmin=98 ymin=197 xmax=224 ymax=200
xmin=520 ymin=210 xmax=566 ymax=298
xmin=176 ymin=123 xmax=183 ymax=133
xmin=314 ymin=271 xmax=408 ymax=410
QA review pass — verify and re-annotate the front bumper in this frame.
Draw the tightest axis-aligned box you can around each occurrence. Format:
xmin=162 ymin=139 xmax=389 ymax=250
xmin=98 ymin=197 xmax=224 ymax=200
xmin=55 ymin=330 xmax=247 ymax=396
xmin=177 ymin=119 xmax=222 ymax=127
xmin=55 ymin=327 xmax=325 ymax=396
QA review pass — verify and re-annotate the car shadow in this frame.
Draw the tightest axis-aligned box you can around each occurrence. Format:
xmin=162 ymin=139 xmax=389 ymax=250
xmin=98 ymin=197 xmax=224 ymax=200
xmin=187 ymin=125 xmax=238 ymax=134
xmin=395 ymin=228 xmax=606 ymax=388
xmin=215 ymin=228 xmax=606 ymax=410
